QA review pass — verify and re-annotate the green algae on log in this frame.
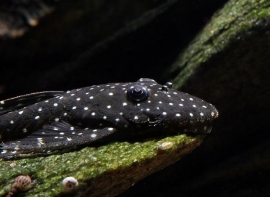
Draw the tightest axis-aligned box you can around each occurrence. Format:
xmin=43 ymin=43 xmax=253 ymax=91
xmin=0 ymin=134 xmax=205 ymax=197
xmin=169 ymin=0 xmax=270 ymax=90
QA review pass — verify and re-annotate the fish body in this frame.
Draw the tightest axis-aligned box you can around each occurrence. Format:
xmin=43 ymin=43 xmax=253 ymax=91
xmin=0 ymin=78 xmax=218 ymax=158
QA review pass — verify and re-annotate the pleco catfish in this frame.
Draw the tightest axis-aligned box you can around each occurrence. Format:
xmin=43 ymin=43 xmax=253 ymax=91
xmin=0 ymin=78 xmax=218 ymax=158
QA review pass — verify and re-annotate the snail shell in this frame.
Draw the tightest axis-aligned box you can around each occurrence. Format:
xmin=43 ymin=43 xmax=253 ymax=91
xmin=62 ymin=177 xmax=79 ymax=192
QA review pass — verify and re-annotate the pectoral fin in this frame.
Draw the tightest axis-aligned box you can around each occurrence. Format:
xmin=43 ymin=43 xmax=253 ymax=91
xmin=0 ymin=121 xmax=117 ymax=158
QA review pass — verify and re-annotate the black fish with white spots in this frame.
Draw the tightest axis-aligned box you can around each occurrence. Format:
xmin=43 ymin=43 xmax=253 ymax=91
xmin=0 ymin=78 xmax=218 ymax=158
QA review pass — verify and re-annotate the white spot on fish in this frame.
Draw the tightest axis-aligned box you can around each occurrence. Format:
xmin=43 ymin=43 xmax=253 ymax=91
xmin=91 ymin=134 xmax=97 ymax=138
xmin=35 ymin=116 xmax=40 ymax=120
xmin=37 ymin=138 xmax=43 ymax=143
xmin=1 ymin=150 xmax=7 ymax=154
xmin=14 ymin=145 xmax=20 ymax=150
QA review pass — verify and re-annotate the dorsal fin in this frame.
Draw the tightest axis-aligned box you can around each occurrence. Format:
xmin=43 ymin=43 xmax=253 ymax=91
xmin=0 ymin=91 xmax=64 ymax=115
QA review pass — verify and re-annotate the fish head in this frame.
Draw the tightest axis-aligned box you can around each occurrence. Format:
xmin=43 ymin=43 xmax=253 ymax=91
xmin=94 ymin=78 xmax=218 ymax=133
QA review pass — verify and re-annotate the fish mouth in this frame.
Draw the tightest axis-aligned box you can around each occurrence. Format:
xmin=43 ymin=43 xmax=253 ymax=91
xmin=138 ymin=105 xmax=218 ymax=133
xmin=134 ymin=117 xmax=213 ymax=134
xmin=156 ymin=120 xmax=213 ymax=134
xmin=181 ymin=122 xmax=213 ymax=133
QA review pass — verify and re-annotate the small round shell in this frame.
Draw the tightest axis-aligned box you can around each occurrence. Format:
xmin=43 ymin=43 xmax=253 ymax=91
xmin=13 ymin=175 xmax=32 ymax=191
xmin=157 ymin=142 xmax=174 ymax=151
xmin=62 ymin=177 xmax=79 ymax=192
xmin=7 ymin=175 xmax=33 ymax=197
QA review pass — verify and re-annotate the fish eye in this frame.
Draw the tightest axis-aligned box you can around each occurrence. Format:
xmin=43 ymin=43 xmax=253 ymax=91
xmin=165 ymin=82 xmax=173 ymax=89
xmin=127 ymin=85 xmax=149 ymax=102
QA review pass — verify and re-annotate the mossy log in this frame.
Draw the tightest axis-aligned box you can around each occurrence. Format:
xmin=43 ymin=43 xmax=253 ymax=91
xmin=0 ymin=135 xmax=205 ymax=196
